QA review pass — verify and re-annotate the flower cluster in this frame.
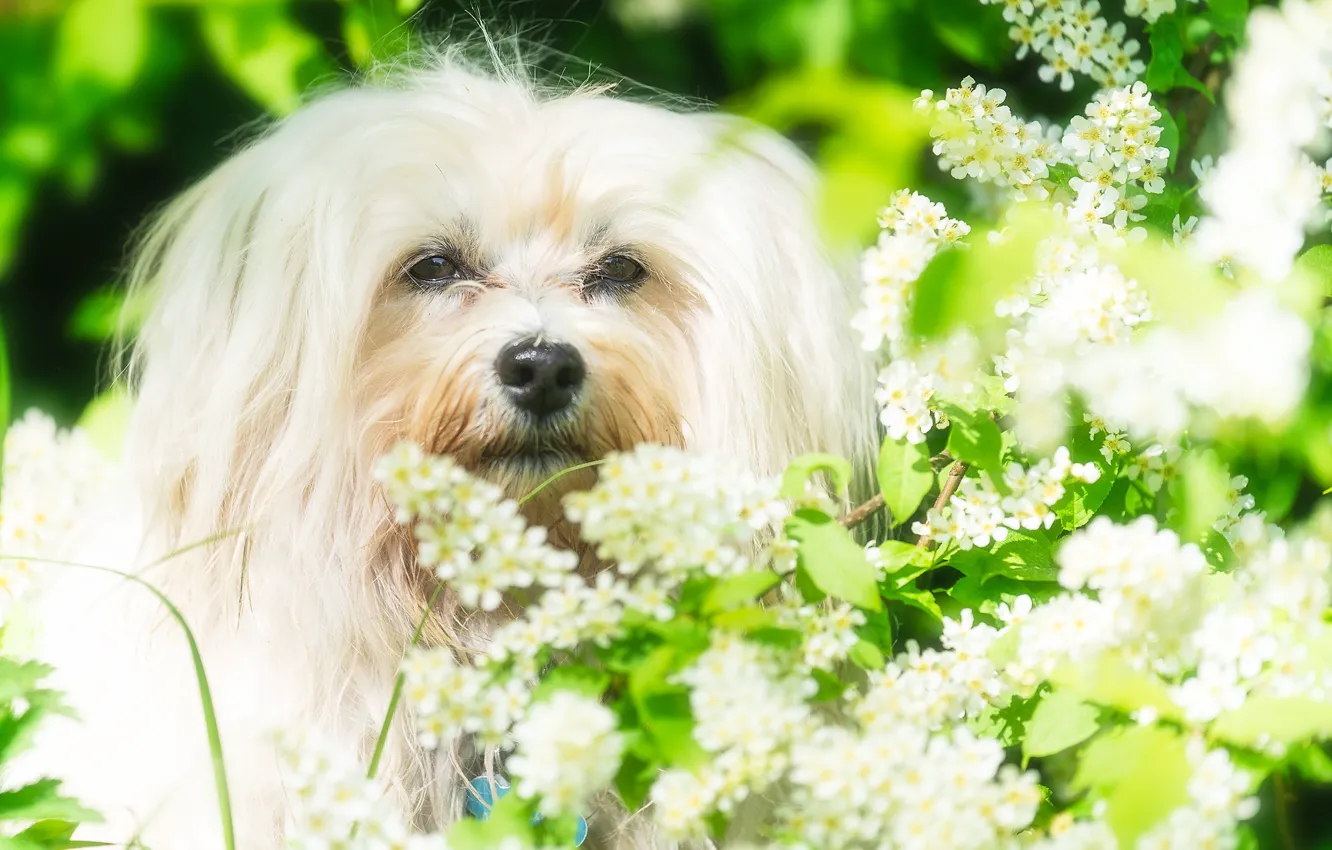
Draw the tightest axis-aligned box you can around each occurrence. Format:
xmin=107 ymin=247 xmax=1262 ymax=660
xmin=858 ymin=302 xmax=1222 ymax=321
xmin=374 ymin=441 xmax=578 ymax=610
xmin=1192 ymin=1 xmax=1332 ymax=281
xmin=509 ymin=691 xmax=624 ymax=815
xmin=919 ymin=77 xmax=1065 ymax=201
xmin=851 ymin=190 xmax=970 ymax=353
xmin=650 ymin=634 xmax=816 ymax=834
xmin=978 ymin=0 xmax=1146 ymax=90
xmin=401 ymin=647 xmax=525 ymax=749
xmin=276 ymin=728 xmax=433 ymax=850
xmin=564 ymin=445 xmax=786 ymax=580
xmin=913 ymin=447 xmax=1101 ymax=551
xmin=0 ymin=409 xmax=109 ymax=619
xmin=1122 ymin=0 xmax=1199 ymax=24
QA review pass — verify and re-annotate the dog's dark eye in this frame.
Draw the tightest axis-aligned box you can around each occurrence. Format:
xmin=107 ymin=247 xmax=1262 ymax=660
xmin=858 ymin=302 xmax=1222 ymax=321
xmin=597 ymin=255 xmax=644 ymax=283
xmin=585 ymin=255 xmax=646 ymax=297
xmin=407 ymin=254 xmax=461 ymax=286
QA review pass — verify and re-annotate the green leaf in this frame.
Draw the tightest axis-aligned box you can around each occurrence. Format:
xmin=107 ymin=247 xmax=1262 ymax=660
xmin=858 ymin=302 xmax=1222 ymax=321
xmin=1288 ymin=743 xmax=1332 ymax=784
xmin=1206 ymin=0 xmax=1250 ymax=39
xmin=11 ymin=820 xmax=109 ymax=849
xmin=1212 ymin=697 xmax=1332 ymax=747
xmin=0 ymin=781 xmax=101 ymax=824
xmin=883 ymin=581 xmax=942 ymax=621
xmin=55 ymin=0 xmax=147 ymax=90
xmin=848 ymin=640 xmax=885 ymax=670
xmin=1049 ymin=653 xmax=1182 ymax=723
xmin=941 ymin=407 xmax=1003 ymax=480
xmin=877 ymin=436 xmax=933 ymax=527
xmin=781 ymin=453 xmax=853 ymax=501
xmin=909 ymin=205 xmax=1051 ymax=343
xmin=1157 ymin=107 xmax=1180 ymax=172
xmin=1145 ymin=21 xmax=1184 ymax=93
xmin=1073 ymin=725 xmax=1192 ymax=846
xmin=701 ymin=571 xmax=781 ymax=615
xmin=1023 ymin=690 xmax=1101 ymax=761
xmin=445 ymin=792 xmax=534 ymax=848
xmin=1055 ymin=473 xmax=1115 ymax=531
xmin=200 ymin=5 xmax=334 ymax=116
xmin=873 ymin=540 xmax=930 ymax=577
xmin=1296 ymin=245 xmax=1332 ymax=296
xmin=1167 ymin=450 xmax=1230 ymax=543
xmin=786 ymin=510 xmax=882 ymax=611
xmin=971 ymin=690 xmax=1042 ymax=748
xmin=530 ymin=665 xmax=610 ymax=703
xmin=951 ymin=529 xmax=1057 ymax=583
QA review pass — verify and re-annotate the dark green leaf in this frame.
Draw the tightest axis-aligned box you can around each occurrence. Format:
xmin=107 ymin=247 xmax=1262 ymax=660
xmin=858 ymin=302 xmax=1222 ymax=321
xmin=0 ymin=781 xmax=101 ymax=823
xmin=1206 ymin=0 xmax=1250 ymax=39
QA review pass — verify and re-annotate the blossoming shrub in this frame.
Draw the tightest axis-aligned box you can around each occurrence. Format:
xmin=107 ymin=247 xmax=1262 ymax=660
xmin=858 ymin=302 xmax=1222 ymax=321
xmin=7 ymin=0 xmax=1332 ymax=848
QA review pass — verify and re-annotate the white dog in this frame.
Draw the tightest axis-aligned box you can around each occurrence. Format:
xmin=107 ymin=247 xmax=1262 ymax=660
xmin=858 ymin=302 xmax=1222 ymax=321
xmin=19 ymin=44 xmax=877 ymax=850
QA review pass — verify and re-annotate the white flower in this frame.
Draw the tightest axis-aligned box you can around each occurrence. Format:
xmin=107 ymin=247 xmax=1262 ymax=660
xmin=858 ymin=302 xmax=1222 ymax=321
xmin=1170 ymin=660 xmax=1248 ymax=723
xmin=509 ymin=692 xmax=624 ymax=815
xmin=563 ymin=445 xmax=784 ymax=583
xmin=375 ymin=443 xmax=578 ymax=612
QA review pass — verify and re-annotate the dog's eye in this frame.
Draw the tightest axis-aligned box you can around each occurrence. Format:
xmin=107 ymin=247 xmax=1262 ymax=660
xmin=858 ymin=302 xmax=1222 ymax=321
xmin=584 ymin=255 xmax=646 ymax=298
xmin=407 ymin=254 xmax=461 ymax=286
xmin=596 ymin=255 xmax=644 ymax=283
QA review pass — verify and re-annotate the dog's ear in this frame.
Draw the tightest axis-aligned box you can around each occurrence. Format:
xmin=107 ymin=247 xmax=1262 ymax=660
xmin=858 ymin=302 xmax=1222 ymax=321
xmin=675 ymin=114 xmax=880 ymax=510
xmin=117 ymin=100 xmax=385 ymax=565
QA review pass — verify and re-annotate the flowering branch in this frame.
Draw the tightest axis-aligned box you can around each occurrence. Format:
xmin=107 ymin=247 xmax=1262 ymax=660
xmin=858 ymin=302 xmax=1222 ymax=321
xmin=916 ymin=461 xmax=968 ymax=549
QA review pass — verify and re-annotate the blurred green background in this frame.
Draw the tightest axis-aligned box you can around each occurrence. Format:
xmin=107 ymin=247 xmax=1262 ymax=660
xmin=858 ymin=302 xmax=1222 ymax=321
xmin=0 ymin=0 xmax=1094 ymax=427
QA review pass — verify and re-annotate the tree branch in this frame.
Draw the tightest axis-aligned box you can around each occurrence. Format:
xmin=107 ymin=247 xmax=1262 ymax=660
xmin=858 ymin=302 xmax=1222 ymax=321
xmin=916 ymin=461 xmax=968 ymax=549
xmin=839 ymin=492 xmax=885 ymax=529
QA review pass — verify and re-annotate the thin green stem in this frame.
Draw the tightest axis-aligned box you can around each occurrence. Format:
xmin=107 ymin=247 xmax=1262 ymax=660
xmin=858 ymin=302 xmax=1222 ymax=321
xmin=517 ymin=459 xmax=605 ymax=506
xmin=0 ymin=553 xmax=236 ymax=850
xmin=366 ymin=581 xmax=446 ymax=780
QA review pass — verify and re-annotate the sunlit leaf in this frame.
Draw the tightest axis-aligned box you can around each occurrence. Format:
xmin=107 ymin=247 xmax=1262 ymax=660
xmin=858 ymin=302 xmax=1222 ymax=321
xmin=1023 ymin=689 xmax=1100 ymax=761
xmin=787 ymin=510 xmax=883 ymax=611
xmin=55 ymin=0 xmax=147 ymax=90
xmin=1073 ymin=725 xmax=1191 ymax=846
xmin=876 ymin=436 xmax=933 ymax=527
xmin=200 ymin=5 xmax=334 ymax=116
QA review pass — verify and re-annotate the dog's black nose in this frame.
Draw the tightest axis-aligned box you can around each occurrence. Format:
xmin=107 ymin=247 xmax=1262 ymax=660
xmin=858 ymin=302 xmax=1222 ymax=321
xmin=496 ymin=338 xmax=586 ymax=417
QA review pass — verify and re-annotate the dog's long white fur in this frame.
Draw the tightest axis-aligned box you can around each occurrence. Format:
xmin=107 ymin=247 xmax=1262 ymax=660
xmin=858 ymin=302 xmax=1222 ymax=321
xmin=17 ymin=46 xmax=878 ymax=849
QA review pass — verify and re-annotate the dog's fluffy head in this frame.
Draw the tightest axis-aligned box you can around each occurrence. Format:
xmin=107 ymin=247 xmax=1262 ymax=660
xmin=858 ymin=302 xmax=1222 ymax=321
xmin=119 ymin=47 xmax=876 ymax=619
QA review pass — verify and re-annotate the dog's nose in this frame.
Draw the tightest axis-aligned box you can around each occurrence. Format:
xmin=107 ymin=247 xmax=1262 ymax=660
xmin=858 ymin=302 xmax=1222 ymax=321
xmin=495 ymin=338 xmax=586 ymax=417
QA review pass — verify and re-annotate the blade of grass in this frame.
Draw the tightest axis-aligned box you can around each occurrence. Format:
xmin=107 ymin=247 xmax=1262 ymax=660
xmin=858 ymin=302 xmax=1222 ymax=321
xmin=2 ymin=547 xmax=242 ymax=850
xmin=517 ymin=459 xmax=604 ymax=507
xmin=366 ymin=581 xmax=445 ymax=780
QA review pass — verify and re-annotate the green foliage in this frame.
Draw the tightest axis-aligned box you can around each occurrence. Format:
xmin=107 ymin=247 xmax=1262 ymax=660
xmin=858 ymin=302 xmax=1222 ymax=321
xmin=0 ymin=661 xmax=102 ymax=847
xmin=786 ymin=509 xmax=882 ymax=611
xmin=876 ymin=436 xmax=933 ymax=527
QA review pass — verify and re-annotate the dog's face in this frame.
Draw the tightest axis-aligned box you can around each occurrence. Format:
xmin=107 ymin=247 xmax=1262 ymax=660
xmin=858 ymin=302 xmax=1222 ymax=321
xmin=354 ymin=88 xmax=716 ymax=494
xmin=123 ymin=58 xmax=875 ymax=570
